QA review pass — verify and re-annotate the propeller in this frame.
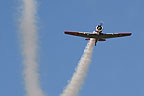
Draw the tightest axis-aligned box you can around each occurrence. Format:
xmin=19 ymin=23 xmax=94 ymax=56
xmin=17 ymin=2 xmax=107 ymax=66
xmin=99 ymin=21 xmax=104 ymax=26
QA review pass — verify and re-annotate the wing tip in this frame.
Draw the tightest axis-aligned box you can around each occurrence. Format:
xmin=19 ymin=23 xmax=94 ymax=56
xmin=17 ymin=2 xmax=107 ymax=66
xmin=118 ymin=33 xmax=132 ymax=36
xmin=64 ymin=31 xmax=79 ymax=34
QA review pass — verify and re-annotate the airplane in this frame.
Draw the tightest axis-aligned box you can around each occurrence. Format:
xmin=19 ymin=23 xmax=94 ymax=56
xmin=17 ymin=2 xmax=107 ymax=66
xmin=64 ymin=23 xmax=132 ymax=46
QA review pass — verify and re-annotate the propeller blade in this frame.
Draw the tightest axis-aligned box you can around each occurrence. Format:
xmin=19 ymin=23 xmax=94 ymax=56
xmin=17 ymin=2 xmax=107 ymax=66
xmin=100 ymin=21 xmax=104 ymax=26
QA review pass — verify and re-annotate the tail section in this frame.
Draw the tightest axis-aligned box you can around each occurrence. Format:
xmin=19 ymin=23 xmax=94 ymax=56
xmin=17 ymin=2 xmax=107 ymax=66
xmin=85 ymin=38 xmax=106 ymax=41
xmin=85 ymin=38 xmax=106 ymax=46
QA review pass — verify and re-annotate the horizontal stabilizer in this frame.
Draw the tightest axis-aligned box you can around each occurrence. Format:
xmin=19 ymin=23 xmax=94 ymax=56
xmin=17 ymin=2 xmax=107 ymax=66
xmin=85 ymin=38 xmax=90 ymax=40
xmin=98 ymin=38 xmax=106 ymax=41
xmin=85 ymin=38 xmax=106 ymax=41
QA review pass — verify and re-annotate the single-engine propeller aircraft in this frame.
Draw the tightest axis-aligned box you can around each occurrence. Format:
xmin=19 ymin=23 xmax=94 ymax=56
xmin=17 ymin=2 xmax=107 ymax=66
xmin=64 ymin=23 xmax=132 ymax=46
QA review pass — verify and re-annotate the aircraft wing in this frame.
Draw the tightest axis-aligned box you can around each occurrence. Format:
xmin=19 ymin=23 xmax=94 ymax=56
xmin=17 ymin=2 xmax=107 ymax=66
xmin=98 ymin=33 xmax=132 ymax=39
xmin=64 ymin=31 xmax=132 ymax=39
xmin=64 ymin=31 xmax=93 ymax=38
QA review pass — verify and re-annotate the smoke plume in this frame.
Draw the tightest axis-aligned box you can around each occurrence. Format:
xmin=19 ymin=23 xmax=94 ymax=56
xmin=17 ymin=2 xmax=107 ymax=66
xmin=19 ymin=0 xmax=45 ymax=96
xmin=61 ymin=39 xmax=95 ymax=96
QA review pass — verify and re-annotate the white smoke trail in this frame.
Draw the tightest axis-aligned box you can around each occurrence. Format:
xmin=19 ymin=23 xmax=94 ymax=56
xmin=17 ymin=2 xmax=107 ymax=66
xmin=61 ymin=39 xmax=95 ymax=96
xmin=19 ymin=0 xmax=45 ymax=96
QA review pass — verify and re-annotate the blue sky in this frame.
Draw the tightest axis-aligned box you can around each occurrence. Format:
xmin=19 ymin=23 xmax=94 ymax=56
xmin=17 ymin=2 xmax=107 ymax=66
xmin=0 ymin=0 xmax=144 ymax=96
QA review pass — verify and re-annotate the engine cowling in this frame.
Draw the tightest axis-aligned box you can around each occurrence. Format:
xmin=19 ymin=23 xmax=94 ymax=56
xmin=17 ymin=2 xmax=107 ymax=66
xmin=96 ymin=25 xmax=103 ymax=33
